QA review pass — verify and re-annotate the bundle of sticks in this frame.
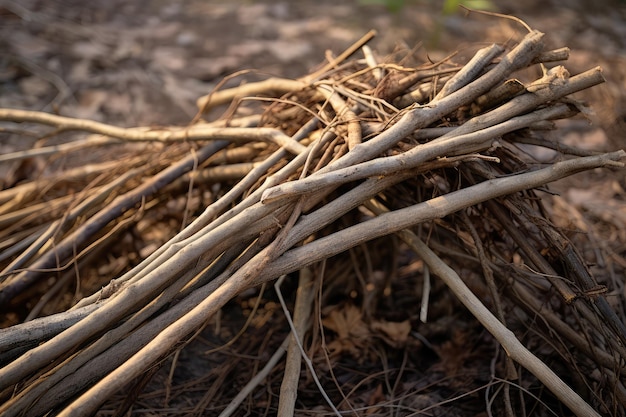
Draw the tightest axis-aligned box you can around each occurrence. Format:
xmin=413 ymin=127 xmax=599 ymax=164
xmin=0 ymin=26 xmax=624 ymax=417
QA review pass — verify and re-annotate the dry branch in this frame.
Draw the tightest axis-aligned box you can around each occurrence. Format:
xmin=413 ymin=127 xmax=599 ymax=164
xmin=0 ymin=23 xmax=624 ymax=417
xmin=257 ymin=152 xmax=625 ymax=280
xmin=364 ymin=200 xmax=601 ymax=417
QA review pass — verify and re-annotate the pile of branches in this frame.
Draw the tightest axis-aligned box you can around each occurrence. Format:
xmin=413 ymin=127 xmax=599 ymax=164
xmin=0 ymin=26 xmax=625 ymax=417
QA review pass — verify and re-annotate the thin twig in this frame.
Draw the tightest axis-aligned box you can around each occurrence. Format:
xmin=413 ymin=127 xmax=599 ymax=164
xmin=258 ymin=151 xmax=625 ymax=281
xmin=196 ymin=78 xmax=308 ymax=111
xmin=261 ymin=104 xmax=575 ymax=203
xmin=0 ymin=109 xmax=306 ymax=154
xmin=218 ymin=336 xmax=290 ymax=417
xmin=366 ymin=202 xmax=600 ymax=417
xmin=0 ymin=141 xmax=230 ymax=307
xmin=276 ymin=269 xmax=326 ymax=416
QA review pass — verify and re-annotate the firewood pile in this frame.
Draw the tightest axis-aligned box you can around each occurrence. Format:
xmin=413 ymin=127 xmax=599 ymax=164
xmin=0 ymin=24 xmax=624 ymax=417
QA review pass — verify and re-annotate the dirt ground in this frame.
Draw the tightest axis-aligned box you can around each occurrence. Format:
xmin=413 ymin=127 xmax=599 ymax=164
xmin=1 ymin=0 xmax=625 ymax=416
xmin=2 ymin=0 xmax=625 ymax=130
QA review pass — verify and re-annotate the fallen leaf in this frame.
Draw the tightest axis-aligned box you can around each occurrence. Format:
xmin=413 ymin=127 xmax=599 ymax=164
xmin=370 ymin=319 xmax=411 ymax=348
xmin=323 ymin=304 xmax=370 ymax=356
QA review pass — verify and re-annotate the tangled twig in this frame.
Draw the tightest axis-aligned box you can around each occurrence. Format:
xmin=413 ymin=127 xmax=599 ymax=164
xmin=0 ymin=25 xmax=624 ymax=417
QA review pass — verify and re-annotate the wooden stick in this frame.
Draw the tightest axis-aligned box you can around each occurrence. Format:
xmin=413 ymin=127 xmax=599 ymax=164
xmin=260 ymin=104 xmax=573 ymax=203
xmin=0 ymin=109 xmax=307 ymax=154
xmin=277 ymin=268 xmax=319 ymax=416
xmin=315 ymin=84 xmax=362 ymax=150
xmin=0 ymin=239 xmax=256 ymax=416
xmin=1 ymin=167 xmax=145 ymax=275
xmin=196 ymin=78 xmax=308 ymax=111
xmin=378 ymin=216 xmax=601 ymax=417
xmin=308 ymin=30 xmax=546 ymax=177
xmin=0 ymin=141 xmax=230 ymax=308
xmin=71 ymin=118 xmax=319 ymax=310
xmin=259 ymin=151 xmax=625 ymax=280
xmin=53 ymin=199 xmax=304 ymax=416
xmin=434 ymin=43 xmax=505 ymax=100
